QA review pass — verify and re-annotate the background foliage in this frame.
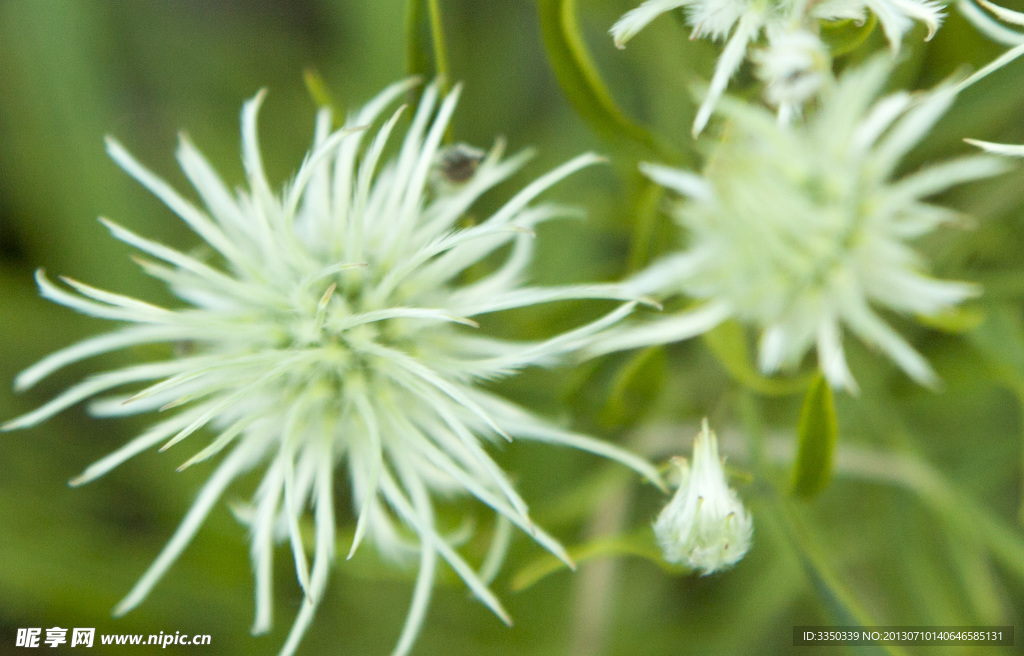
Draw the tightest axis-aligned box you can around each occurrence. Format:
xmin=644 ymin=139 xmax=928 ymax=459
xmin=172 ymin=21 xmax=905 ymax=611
xmin=2 ymin=1 xmax=1024 ymax=654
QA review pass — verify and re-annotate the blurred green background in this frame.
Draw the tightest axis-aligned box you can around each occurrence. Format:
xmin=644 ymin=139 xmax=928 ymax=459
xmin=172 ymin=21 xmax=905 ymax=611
xmin=3 ymin=1 xmax=1024 ymax=655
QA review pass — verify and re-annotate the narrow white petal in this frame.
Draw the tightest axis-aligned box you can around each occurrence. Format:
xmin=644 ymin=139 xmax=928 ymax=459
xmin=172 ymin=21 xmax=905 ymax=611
xmin=477 ymin=515 xmax=514 ymax=584
xmin=106 ymin=137 xmax=246 ymax=267
xmin=34 ymin=270 xmax=165 ymax=323
xmin=240 ymin=90 xmax=277 ymax=210
xmin=639 ymin=162 xmax=714 ymax=202
xmin=470 ymin=302 xmax=637 ymax=373
xmin=3 ymin=360 xmax=199 ymax=431
xmin=957 ymin=41 xmax=1024 ymax=91
xmin=113 ymin=441 xmax=265 ymax=616
xmin=250 ymin=459 xmax=285 ymax=635
xmin=283 ymin=125 xmax=365 ymax=220
xmin=863 ymin=0 xmax=914 ymax=48
xmin=958 ymin=0 xmax=1024 ymax=43
xmin=871 ymin=84 xmax=956 ymax=178
xmin=622 ymin=252 xmax=708 ymax=297
xmin=693 ymin=10 xmax=764 ymax=136
xmin=964 ymin=138 xmax=1024 ymax=158
xmin=68 ymin=406 xmax=211 ymax=486
xmin=842 ymin=295 xmax=938 ymax=387
xmin=348 ymin=387 xmax=383 ymax=560
xmin=278 ymin=451 xmax=335 ymax=656
xmin=471 ymin=392 xmax=665 ymax=491
xmin=457 ymin=285 xmax=642 ymax=317
xmin=393 ymin=85 xmax=464 ymax=245
xmin=282 ymin=447 xmax=312 ymax=598
xmin=15 ymin=325 xmax=183 ymax=391
xmin=853 ymin=92 xmax=912 ymax=153
xmin=585 ymin=301 xmax=731 ymax=357
xmin=390 ymin=539 xmax=437 ymax=656
xmin=176 ymin=135 xmax=249 ymax=235
xmin=369 ymin=343 xmax=510 ymax=440
xmin=610 ymin=0 xmax=690 ymax=48
xmin=178 ymin=415 xmax=254 ymax=471
xmin=816 ymin=317 xmax=858 ymax=392
xmin=978 ymin=0 xmax=1024 ymax=25
xmin=412 ymin=435 xmax=573 ymax=566
xmin=380 ymin=469 xmax=512 ymax=625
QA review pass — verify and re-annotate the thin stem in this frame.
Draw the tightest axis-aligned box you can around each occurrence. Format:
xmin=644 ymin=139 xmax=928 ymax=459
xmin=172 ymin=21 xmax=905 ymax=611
xmin=427 ymin=0 xmax=450 ymax=94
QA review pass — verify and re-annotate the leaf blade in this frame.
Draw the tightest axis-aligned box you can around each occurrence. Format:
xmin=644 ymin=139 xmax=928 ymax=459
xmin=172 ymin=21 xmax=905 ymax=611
xmin=792 ymin=374 xmax=838 ymax=499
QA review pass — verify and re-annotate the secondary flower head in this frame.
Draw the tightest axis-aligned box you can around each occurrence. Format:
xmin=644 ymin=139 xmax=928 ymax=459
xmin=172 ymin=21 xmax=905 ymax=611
xmin=4 ymin=80 xmax=662 ymax=656
xmin=752 ymin=29 xmax=830 ymax=122
xmin=654 ymin=420 xmax=752 ymax=574
xmin=610 ymin=0 xmax=945 ymax=134
xmin=592 ymin=57 xmax=1009 ymax=391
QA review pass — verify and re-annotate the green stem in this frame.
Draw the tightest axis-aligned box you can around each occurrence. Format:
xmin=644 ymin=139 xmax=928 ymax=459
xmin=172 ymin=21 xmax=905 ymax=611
xmin=427 ymin=0 xmax=449 ymax=94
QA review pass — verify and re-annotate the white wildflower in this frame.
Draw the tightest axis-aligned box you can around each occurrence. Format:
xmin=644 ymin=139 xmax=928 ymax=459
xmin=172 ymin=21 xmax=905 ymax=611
xmin=654 ymin=420 xmax=752 ymax=574
xmin=609 ymin=0 xmax=945 ymax=135
xmin=591 ymin=58 xmax=1010 ymax=391
xmin=3 ymin=80 xmax=663 ymax=656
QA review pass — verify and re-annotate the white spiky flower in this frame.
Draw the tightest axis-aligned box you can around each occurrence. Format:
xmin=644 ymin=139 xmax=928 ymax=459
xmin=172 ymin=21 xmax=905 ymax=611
xmin=590 ymin=58 xmax=1009 ymax=391
xmin=3 ymin=80 xmax=663 ymax=656
xmin=654 ymin=421 xmax=752 ymax=574
xmin=609 ymin=0 xmax=945 ymax=135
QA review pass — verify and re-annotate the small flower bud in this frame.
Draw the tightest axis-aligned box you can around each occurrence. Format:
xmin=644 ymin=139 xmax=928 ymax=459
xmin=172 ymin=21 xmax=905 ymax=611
xmin=654 ymin=421 xmax=752 ymax=575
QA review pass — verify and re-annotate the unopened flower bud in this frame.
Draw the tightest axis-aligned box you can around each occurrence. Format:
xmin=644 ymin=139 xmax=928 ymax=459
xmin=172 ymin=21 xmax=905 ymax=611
xmin=654 ymin=421 xmax=752 ymax=574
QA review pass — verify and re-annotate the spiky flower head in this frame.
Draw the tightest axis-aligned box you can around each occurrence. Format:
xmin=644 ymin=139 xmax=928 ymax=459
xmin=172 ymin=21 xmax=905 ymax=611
xmin=609 ymin=0 xmax=945 ymax=134
xmin=3 ymin=80 xmax=662 ymax=656
xmin=591 ymin=58 xmax=1009 ymax=391
xmin=654 ymin=420 xmax=752 ymax=574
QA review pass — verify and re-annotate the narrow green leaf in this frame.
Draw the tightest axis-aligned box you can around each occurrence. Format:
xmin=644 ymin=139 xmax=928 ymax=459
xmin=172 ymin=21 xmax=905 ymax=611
xmin=779 ymin=502 xmax=910 ymax=656
xmin=536 ymin=0 xmax=677 ymax=162
xmin=820 ymin=14 xmax=878 ymax=57
xmin=968 ymin=306 xmax=1024 ymax=521
xmin=303 ymin=67 xmax=339 ymax=113
xmin=792 ymin=374 xmax=838 ymax=499
xmin=510 ymin=528 xmax=671 ymax=592
xmin=916 ymin=305 xmax=985 ymax=334
xmin=598 ymin=346 xmax=666 ymax=429
xmin=702 ymin=320 xmax=814 ymax=396
xmin=626 ymin=180 xmax=666 ymax=273
xmin=968 ymin=305 xmax=1024 ymax=385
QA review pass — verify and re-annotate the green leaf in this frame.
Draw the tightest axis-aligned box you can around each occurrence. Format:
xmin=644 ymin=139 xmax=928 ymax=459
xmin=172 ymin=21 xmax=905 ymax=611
xmin=626 ymin=180 xmax=667 ymax=273
xmin=967 ymin=306 xmax=1024 ymax=521
xmin=968 ymin=305 xmax=1024 ymax=386
xmin=820 ymin=14 xmax=878 ymax=58
xmin=916 ymin=305 xmax=985 ymax=334
xmin=510 ymin=528 xmax=672 ymax=592
xmin=778 ymin=502 xmax=910 ymax=656
xmin=702 ymin=320 xmax=814 ymax=396
xmin=792 ymin=374 xmax=838 ymax=499
xmin=303 ymin=67 xmax=339 ymax=114
xmin=598 ymin=346 xmax=666 ymax=429
xmin=536 ymin=0 xmax=676 ymax=162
